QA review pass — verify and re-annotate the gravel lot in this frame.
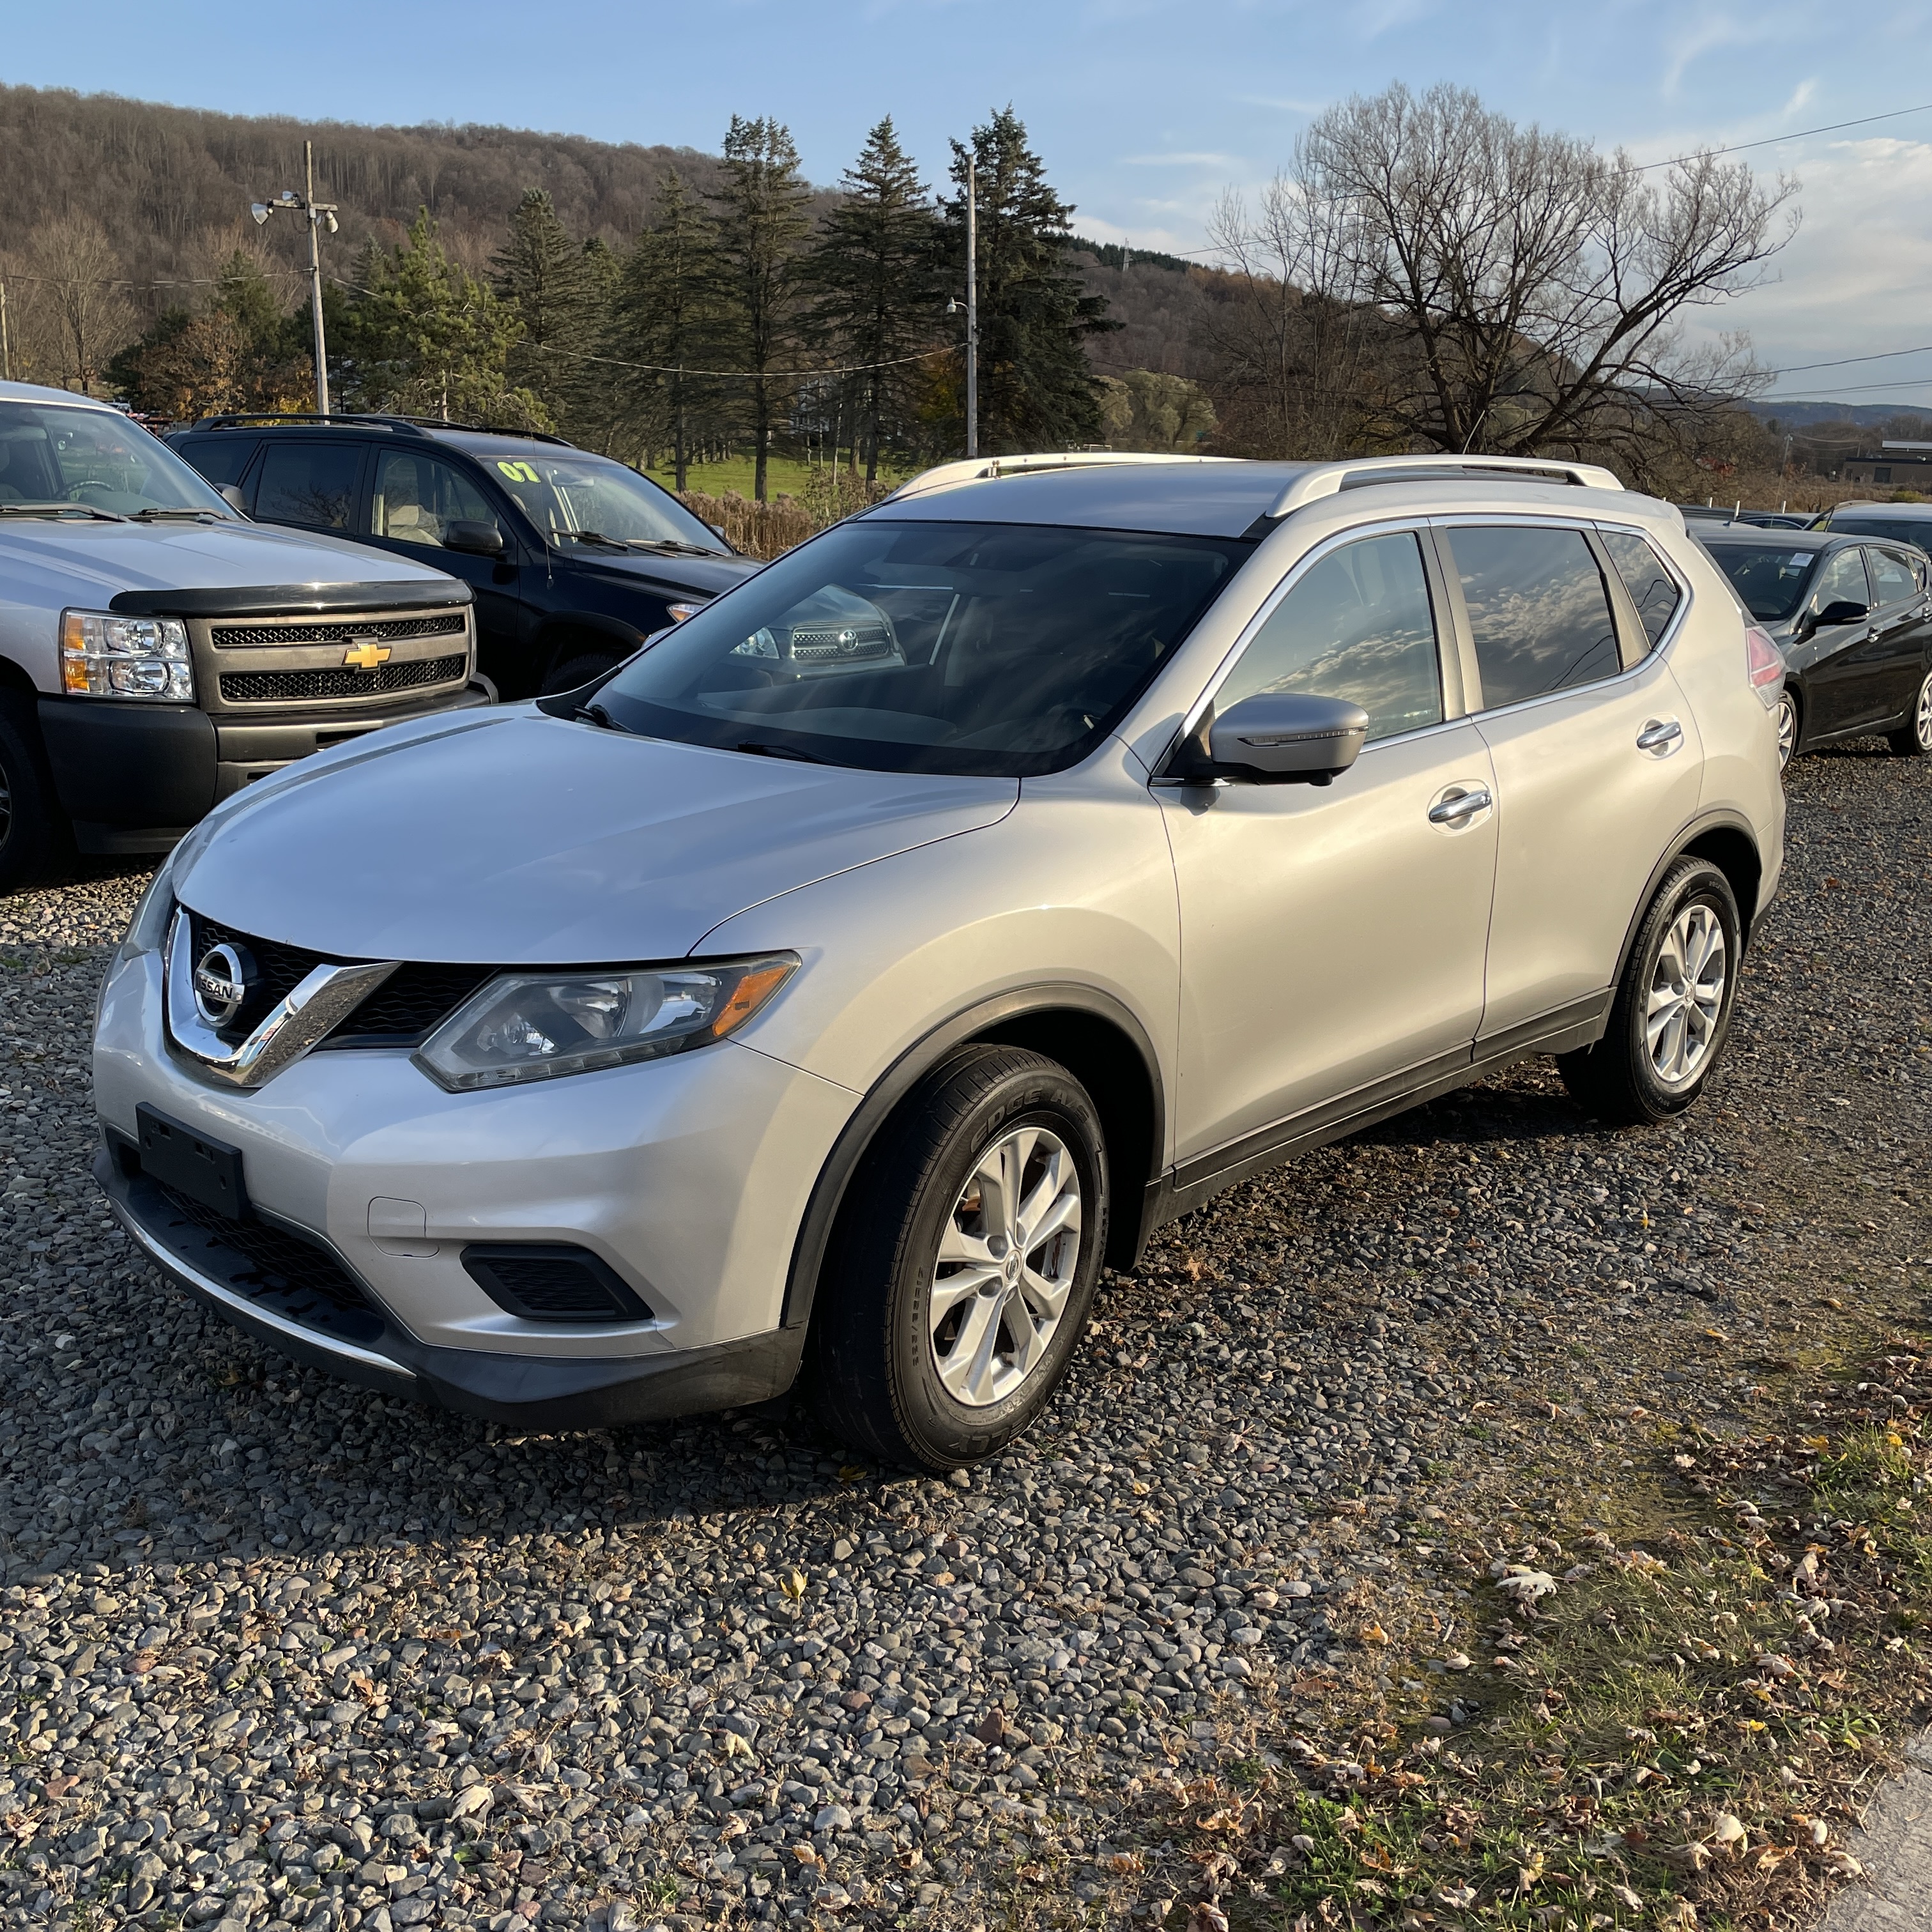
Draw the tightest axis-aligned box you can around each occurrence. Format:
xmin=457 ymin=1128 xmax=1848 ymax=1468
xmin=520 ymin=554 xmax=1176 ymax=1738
xmin=0 ymin=742 xmax=1925 ymax=1932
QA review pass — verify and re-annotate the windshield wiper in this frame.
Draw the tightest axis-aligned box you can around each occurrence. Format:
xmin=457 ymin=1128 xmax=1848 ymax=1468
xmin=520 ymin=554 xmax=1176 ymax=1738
xmin=627 ymin=537 xmax=730 ymax=558
xmin=556 ymin=528 xmax=631 ymax=552
xmin=0 ymin=501 xmax=128 ymax=522
xmin=127 ymin=506 xmax=230 ymax=523
xmin=578 ymin=701 xmax=633 ymax=733
xmin=734 ymin=739 xmax=827 ymax=765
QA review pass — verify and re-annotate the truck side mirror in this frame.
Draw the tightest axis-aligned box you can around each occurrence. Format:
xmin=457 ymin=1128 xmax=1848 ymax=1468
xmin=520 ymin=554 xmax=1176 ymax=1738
xmin=220 ymin=485 xmax=249 ymax=518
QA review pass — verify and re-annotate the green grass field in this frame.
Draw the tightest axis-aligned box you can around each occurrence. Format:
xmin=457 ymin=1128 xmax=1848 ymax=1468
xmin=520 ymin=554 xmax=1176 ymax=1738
xmin=643 ymin=453 xmax=909 ymax=500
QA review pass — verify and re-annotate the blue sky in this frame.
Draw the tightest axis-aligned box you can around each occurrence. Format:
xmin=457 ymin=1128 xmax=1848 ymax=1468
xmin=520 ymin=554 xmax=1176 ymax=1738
xmin=11 ymin=0 xmax=1932 ymax=402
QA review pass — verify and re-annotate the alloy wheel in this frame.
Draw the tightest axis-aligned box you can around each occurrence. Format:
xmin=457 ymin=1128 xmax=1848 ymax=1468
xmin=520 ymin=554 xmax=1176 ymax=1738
xmin=1645 ymin=903 xmax=1728 ymax=1087
xmin=1774 ymin=691 xmax=1798 ymax=769
xmin=1916 ymin=671 xmax=1932 ymax=752
xmin=928 ymin=1124 xmax=1083 ymax=1408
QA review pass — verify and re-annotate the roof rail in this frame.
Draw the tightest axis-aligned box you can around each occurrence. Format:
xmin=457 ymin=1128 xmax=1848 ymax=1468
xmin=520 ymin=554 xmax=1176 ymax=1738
xmin=885 ymin=450 xmax=1238 ymax=503
xmin=1267 ymin=454 xmax=1624 ymax=519
xmin=186 ymin=411 xmax=572 ymax=445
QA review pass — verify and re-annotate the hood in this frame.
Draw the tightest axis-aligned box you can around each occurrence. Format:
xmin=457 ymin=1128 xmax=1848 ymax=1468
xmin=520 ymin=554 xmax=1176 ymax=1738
xmin=564 ymin=548 xmax=763 ymax=599
xmin=0 ymin=516 xmax=457 ymax=604
xmin=173 ymin=708 xmax=1017 ymax=963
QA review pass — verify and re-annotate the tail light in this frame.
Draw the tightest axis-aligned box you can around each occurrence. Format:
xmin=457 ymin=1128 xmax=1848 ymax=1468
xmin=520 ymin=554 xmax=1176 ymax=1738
xmin=1745 ymin=624 xmax=1786 ymax=707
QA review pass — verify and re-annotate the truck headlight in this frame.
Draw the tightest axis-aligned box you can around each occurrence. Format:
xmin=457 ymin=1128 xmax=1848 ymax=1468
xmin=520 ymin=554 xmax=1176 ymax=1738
xmin=413 ymin=954 xmax=799 ymax=1092
xmin=61 ymin=610 xmax=194 ymax=701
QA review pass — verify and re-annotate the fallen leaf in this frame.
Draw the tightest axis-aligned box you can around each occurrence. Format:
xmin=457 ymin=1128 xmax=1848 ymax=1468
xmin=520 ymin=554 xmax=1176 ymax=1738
xmin=781 ymin=1571 xmax=808 ymax=1602
xmin=1360 ymin=1622 xmax=1392 ymax=1646
xmin=1497 ymin=1568 xmax=1558 ymax=1604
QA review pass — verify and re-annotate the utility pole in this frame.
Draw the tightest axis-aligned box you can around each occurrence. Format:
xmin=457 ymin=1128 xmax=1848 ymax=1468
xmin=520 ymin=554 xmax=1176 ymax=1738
xmin=0 ymin=279 xmax=10 ymax=383
xmin=965 ymin=160 xmax=978 ymax=461
xmin=252 ymin=141 xmax=338 ymax=415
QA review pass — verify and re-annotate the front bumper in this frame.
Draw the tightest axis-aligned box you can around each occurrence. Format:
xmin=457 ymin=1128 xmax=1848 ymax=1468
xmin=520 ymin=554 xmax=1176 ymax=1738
xmin=93 ymin=940 xmax=856 ymax=1427
xmin=40 ymin=687 xmax=491 ymax=853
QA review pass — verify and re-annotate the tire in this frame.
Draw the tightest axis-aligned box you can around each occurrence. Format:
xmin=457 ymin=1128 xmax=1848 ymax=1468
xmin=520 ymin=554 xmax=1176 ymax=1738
xmin=1558 ymin=855 xmax=1742 ymax=1127
xmin=0 ymin=694 xmax=60 ymax=894
xmin=1886 ymin=667 xmax=1932 ymax=756
xmin=1772 ymin=686 xmax=1800 ymax=770
xmin=538 ymin=650 xmax=622 ymax=698
xmin=806 ymin=1045 xmax=1110 ymax=1470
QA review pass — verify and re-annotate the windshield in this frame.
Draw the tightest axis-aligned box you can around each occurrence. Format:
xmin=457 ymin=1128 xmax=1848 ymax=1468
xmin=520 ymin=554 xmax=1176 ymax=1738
xmin=1703 ymin=544 xmax=1823 ymax=623
xmin=1820 ymin=515 xmax=1932 ymax=558
xmin=592 ymin=518 xmax=1254 ymax=777
xmin=480 ymin=449 xmax=724 ymax=551
xmin=0 ymin=402 xmax=230 ymax=515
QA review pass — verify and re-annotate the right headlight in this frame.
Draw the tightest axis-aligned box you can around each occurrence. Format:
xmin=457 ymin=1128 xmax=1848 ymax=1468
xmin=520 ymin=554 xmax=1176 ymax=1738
xmin=61 ymin=610 xmax=194 ymax=701
xmin=413 ymin=954 xmax=799 ymax=1092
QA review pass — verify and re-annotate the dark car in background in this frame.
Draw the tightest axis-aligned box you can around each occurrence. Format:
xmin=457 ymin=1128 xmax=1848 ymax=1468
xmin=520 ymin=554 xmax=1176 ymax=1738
xmin=171 ymin=415 xmax=762 ymax=697
xmin=1694 ymin=526 xmax=1932 ymax=767
xmin=1809 ymin=500 xmax=1932 ymax=562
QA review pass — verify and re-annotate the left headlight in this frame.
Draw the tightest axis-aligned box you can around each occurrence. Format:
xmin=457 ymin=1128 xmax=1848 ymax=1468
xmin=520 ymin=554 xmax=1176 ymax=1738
xmin=413 ymin=953 xmax=800 ymax=1092
xmin=61 ymin=610 xmax=194 ymax=701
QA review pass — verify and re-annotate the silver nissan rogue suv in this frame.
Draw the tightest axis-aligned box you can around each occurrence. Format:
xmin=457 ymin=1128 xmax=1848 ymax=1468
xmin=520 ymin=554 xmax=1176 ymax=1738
xmin=94 ymin=453 xmax=1787 ymax=1469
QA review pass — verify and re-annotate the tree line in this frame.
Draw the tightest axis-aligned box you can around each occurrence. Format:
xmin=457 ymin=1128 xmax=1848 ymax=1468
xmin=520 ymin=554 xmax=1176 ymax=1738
xmin=96 ymin=109 xmax=1113 ymax=498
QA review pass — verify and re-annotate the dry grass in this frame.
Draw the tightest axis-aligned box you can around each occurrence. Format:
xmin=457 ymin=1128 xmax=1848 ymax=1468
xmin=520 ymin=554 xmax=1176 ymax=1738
xmin=678 ymin=472 xmax=893 ymax=560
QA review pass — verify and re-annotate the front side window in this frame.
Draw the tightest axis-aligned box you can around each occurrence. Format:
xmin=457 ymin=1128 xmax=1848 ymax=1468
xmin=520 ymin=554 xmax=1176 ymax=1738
xmin=1810 ymin=547 xmax=1871 ymax=618
xmin=594 ymin=518 xmax=1253 ymax=777
xmin=1866 ymin=545 xmax=1917 ymax=608
xmin=1448 ymin=525 xmax=1621 ymax=709
xmin=1703 ymin=544 xmax=1822 ymax=623
xmin=481 ymin=449 xmax=724 ymax=554
xmin=1216 ymin=531 xmax=1443 ymax=742
xmin=372 ymin=453 xmax=496 ymax=548
xmin=254 ymin=441 xmax=361 ymax=529
xmin=1599 ymin=529 xmax=1682 ymax=650
xmin=0 ymin=401 xmax=229 ymax=514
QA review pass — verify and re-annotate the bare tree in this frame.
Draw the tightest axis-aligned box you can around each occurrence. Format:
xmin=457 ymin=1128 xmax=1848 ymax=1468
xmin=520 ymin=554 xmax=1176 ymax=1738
xmin=1209 ymin=83 xmax=1798 ymax=480
xmin=26 ymin=213 xmax=137 ymax=392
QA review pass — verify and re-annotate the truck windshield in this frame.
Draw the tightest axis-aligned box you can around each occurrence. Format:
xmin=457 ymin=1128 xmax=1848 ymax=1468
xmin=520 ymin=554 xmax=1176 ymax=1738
xmin=0 ymin=402 xmax=231 ymax=516
xmin=478 ymin=449 xmax=725 ymax=553
xmin=593 ymin=518 xmax=1254 ymax=778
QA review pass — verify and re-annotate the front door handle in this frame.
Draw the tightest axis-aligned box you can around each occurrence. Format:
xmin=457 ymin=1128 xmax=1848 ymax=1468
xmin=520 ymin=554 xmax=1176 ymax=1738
xmin=1427 ymin=785 xmax=1494 ymax=825
xmin=1636 ymin=717 xmax=1683 ymax=754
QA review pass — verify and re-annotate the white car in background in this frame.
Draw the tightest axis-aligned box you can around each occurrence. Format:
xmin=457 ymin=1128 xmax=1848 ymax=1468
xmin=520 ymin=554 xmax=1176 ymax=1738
xmin=94 ymin=452 xmax=1786 ymax=1469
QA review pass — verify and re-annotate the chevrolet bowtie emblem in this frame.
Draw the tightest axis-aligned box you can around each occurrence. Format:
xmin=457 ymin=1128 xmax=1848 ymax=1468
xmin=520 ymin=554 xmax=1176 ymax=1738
xmin=342 ymin=641 xmax=391 ymax=670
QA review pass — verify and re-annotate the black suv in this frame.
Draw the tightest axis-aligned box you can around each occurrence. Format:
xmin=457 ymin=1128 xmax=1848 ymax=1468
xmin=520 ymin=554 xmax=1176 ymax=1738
xmin=170 ymin=415 xmax=762 ymax=698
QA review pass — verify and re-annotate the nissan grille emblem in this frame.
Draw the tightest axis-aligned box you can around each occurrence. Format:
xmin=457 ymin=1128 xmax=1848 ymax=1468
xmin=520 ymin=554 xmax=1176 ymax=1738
xmin=192 ymin=942 xmax=254 ymax=1029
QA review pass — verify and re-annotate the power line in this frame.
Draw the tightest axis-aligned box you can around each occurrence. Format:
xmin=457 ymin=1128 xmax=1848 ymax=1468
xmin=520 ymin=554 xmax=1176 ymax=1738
xmin=1765 ymin=342 xmax=1932 ymax=377
xmin=528 ymin=340 xmax=957 ymax=381
xmin=1634 ymin=100 xmax=1932 ymax=171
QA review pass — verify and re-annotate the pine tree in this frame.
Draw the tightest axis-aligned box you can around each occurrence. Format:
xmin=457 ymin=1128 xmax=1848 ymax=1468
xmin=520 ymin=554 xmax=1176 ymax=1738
xmin=710 ymin=116 xmax=813 ymax=502
xmin=340 ymin=211 xmax=542 ymax=426
xmin=491 ymin=189 xmax=592 ymax=425
xmin=942 ymin=109 xmax=1114 ymax=454
xmin=802 ymin=118 xmax=943 ymax=482
xmin=612 ymin=171 xmax=723 ymax=490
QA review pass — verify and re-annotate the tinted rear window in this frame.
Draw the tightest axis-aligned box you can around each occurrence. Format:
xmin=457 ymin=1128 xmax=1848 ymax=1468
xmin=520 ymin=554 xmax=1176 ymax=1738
xmin=254 ymin=441 xmax=360 ymax=528
xmin=175 ymin=436 xmax=259 ymax=490
xmin=1447 ymin=526 xmax=1622 ymax=709
xmin=1599 ymin=530 xmax=1682 ymax=650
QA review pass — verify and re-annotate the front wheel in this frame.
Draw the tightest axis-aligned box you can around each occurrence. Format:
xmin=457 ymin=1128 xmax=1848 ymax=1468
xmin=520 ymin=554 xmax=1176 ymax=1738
xmin=538 ymin=650 xmax=622 ymax=698
xmin=1887 ymin=668 xmax=1932 ymax=756
xmin=1558 ymin=855 xmax=1742 ymax=1126
xmin=807 ymin=1045 xmax=1109 ymax=1470
xmin=0 ymin=694 xmax=60 ymax=894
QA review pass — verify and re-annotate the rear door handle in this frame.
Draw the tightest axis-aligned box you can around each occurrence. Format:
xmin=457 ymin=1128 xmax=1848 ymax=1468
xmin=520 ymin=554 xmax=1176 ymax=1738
xmin=1636 ymin=717 xmax=1683 ymax=754
xmin=1427 ymin=785 xmax=1493 ymax=825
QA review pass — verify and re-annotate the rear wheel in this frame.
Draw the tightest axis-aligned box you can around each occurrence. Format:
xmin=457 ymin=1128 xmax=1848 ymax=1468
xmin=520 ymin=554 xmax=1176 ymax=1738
xmin=807 ymin=1046 xmax=1108 ymax=1470
xmin=1558 ymin=855 xmax=1741 ymax=1126
xmin=1886 ymin=668 xmax=1932 ymax=756
xmin=0 ymin=695 xmax=59 ymax=894
xmin=1772 ymin=687 xmax=1800 ymax=770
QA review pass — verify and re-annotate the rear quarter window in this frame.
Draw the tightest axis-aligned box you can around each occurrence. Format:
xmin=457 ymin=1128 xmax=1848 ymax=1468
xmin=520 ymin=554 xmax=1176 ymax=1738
xmin=1598 ymin=529 xmax=1683 ymax=650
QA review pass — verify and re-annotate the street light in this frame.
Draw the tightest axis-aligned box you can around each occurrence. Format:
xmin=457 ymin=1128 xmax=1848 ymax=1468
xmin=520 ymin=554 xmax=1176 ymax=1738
xmin=251 ymin=141 xmax=338 ymax=415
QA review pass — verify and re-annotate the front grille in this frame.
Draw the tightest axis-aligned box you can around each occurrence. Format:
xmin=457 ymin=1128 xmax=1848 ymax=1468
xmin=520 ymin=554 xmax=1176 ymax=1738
xmin=789 ymin=624 xmax=893 ymax=664
xmin=463 ymin=1245 xmax=654 ymax=1323
xmin=144 ymin=1174 xmax=384 ymax=1344
xmin=220 ymin=652 xmax=468 ymax=704
xmin=183 ymin=907 xmax=494 ymax=1048
xmin=212 ymin=611 xmax=468 ymax=649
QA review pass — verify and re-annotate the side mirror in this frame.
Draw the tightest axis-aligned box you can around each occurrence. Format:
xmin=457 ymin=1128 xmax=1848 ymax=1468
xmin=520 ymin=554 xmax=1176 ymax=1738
xmin=219 ymin=484 xmax=249 ymax=518
xmin=706 ymin=522 xmax=727 ymax=540
xmin=1199 ymin=693 xmax=1369 ymax=785
xmin=1815 ymin=598 xmax=1869 ymax=629
xmin=445 ymin=519 xmax=505 ymax=558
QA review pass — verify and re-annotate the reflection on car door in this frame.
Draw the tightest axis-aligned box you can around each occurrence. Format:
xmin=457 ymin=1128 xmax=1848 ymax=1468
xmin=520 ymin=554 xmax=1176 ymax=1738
xmin=1848 ymin=545 xmax=1932 ymax=730
xmin=1443 ymin=521 xmax=1705 ymax=1043
xmin=1798 ymin=547 xmax=1876 ymax=739
xmin=1159 ymin=528 xmax=1498 ymax=1180
xmin=364 ymin=451 xmax=524 ymax=689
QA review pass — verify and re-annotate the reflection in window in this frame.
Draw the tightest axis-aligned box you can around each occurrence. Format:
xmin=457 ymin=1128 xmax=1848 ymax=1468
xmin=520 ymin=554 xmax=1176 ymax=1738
xmin=1450 ymin=526 xmax=1621 ymax=709
xmin=1600 ymin=530 xmax=1681 ymax=650
xmin=373 ymin=453 xmax=495 ymax=548
xmin=1809 ymin=548 xmax=1871 ymax=618
xmin=1217 ymin=532 xmax=1443 ymax=742
xmin=256 ymin=443 xmax=360 ymax=528
xmin=1866 ymin=546 xmax=1917 ymax=607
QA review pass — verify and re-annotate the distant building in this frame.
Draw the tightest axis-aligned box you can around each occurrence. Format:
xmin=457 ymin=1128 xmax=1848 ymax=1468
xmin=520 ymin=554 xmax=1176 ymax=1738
xmin=1841 ymin=440 xmax=1932 ymax=488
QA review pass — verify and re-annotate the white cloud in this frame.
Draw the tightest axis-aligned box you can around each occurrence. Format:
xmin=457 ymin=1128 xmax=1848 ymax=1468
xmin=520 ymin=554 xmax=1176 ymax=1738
xmin=1117 ymin=151 xmax=1243 ymax=166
